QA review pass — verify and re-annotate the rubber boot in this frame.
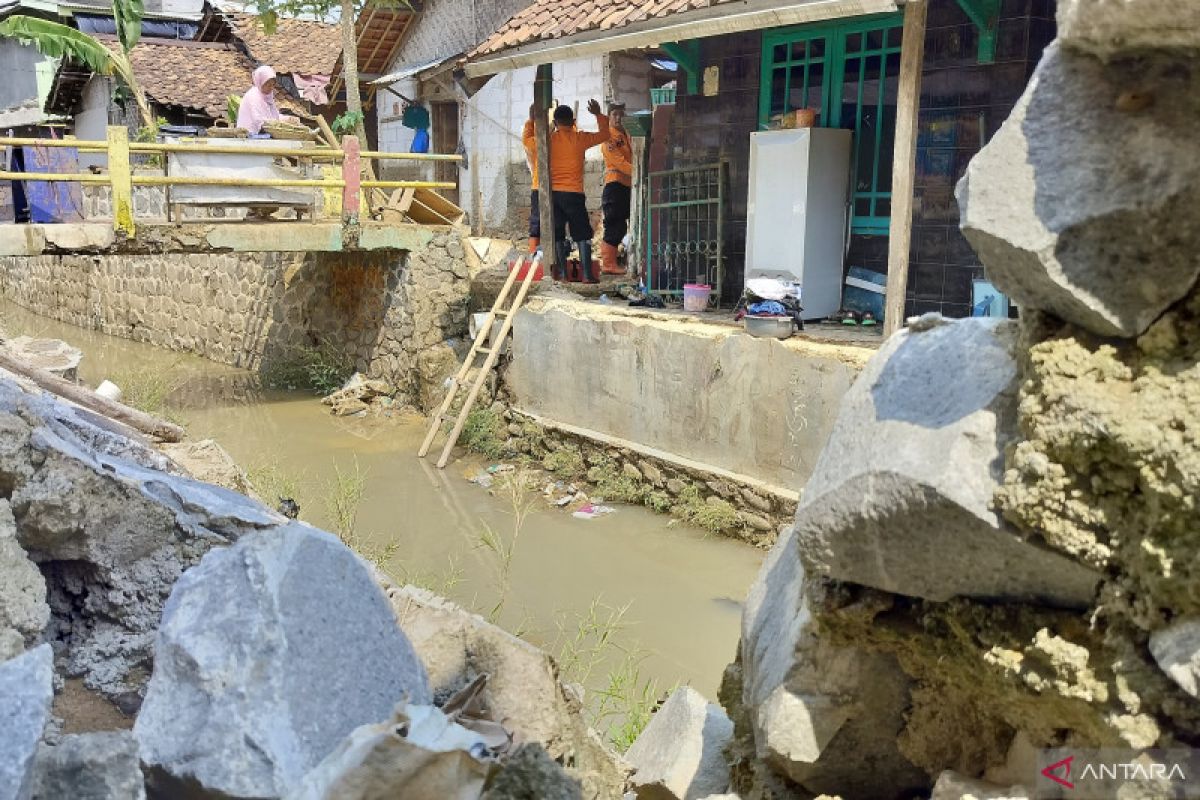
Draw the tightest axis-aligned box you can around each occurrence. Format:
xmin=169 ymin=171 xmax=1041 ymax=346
xmin=577 ymin=240 xmax=598 ymax=284
xmin=528 ymin=236 xmax=540 ymax=254
xmin=600 ymin=242 xmax=622 ymax=275
xmin=552 ymin=240 xmax=570 ymax=281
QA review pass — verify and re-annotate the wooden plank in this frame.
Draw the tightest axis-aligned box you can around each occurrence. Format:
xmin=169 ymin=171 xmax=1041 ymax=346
xmin=883 ymin=0 xmax=927 ymax=337
xmin=0 ymin=352 xmax=184 ymax=442
xmin=534 ymin=63 xmax=556 ymax=271
xmin=418 ymin=255 xmax=527 ymax=459
xmin=107 ymin=126 xmax=135 ymax=237
xmin=405 ymin=187 xmax=464 ymax=225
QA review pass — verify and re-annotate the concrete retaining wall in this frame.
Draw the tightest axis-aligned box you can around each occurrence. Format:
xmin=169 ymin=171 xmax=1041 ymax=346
xmin=0 ymin=232 xmax=472 ymax=407
xmin=506 ymin=297 xmax=870 ymax=495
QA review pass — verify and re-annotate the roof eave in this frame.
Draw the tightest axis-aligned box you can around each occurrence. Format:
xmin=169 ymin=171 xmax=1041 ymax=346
xmin=464 ymin=0 xmax=901 ymax=77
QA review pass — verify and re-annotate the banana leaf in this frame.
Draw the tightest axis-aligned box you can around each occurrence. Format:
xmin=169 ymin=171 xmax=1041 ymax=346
xmin=0 ymin=16 xmax=117 ymax=75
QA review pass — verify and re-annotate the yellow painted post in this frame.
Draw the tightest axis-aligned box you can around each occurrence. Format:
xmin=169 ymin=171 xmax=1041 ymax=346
xmin=107 ymin=126 xmax=135 ymax=238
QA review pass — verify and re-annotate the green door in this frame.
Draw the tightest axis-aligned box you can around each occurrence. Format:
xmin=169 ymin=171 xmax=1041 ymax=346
xmin=760 ymin=13 xmax=904 ymax=235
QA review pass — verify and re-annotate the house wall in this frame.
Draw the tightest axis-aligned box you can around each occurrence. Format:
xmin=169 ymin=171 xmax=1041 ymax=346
xmin=665 ymin=0 xmax=1054 ymax=313
xmin=0 ymin=40 xmax=46 ymax=117
xmin=377 ymin=56 xmax=614 ymax=238
xmin=394 ymin=0 xmax=529 ymax=69
xmin=75 ymin=77 xmax=112 ymax=170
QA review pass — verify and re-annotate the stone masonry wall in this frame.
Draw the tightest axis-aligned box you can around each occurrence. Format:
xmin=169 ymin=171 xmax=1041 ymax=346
xmin=0 ymin=232 xmax=470 ymax=407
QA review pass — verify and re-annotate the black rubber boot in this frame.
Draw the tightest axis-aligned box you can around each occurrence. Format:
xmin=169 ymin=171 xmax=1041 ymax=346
xmin=577 ymin=240 xmax=598 ymax=284
xmin=553 ymin=240 xmax=570 ymax=281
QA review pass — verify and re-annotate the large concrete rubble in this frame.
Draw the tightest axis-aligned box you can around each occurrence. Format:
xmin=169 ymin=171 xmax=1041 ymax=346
xmin=135 ymin=525 xmax=432 ymax=798
xmin=721 ymin=2 xmax=1200 ymax=798
xmin=0 ymin=371 xmax=628 ymax=800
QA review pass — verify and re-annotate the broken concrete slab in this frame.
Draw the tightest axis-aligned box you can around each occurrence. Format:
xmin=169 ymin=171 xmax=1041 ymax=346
xmin=793 ymin=317 xmax=1100 ymax=607
xmin=0 ymin=376 xmax=285 ymax=709
xmin=0 ymin=499 xmax=48 ymax=662
xmin=481 ymin=744 xmax=583 ymax=800
xmin=0 ymin=644 xmax=54 ymax=800
xmin=931 ymin=771 xmax=1030 ymax=800
xmin=1057 ymin=0 xmax=1200 ymax=58
xmin=31 ymin=731 xmax=145 ymax=800
xmin=136 ymin=524 xmax=430 ymax=799
xmin=287 ymin=703 xmax=491 ymax=800
xmin=624 ymin=686 xmax=732 ymax=800
xmin=4 ymin=338 xmax=82 ymax=381
xmin=738 ymin=528 xmax=927 ymax=799
xmin=957 ymin=43 xmax=1200 ymax=338
xmin=1149 ymin=619 xmax=1200 ymax=700
xmin=386 ymin=584 xmax=628 ymax=799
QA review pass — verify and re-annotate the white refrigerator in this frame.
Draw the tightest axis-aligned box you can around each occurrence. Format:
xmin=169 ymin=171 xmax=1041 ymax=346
xmin=745 ymin=128 xmax=852 ymax=321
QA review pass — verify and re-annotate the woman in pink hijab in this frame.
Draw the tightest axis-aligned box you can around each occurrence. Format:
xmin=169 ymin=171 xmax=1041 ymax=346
xmin=237 ymin=66 xmax=296 ymax=135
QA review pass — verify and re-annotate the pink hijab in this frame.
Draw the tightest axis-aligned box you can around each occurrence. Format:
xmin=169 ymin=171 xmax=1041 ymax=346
xmin=237 ymin=65 xmax=281 ymax=135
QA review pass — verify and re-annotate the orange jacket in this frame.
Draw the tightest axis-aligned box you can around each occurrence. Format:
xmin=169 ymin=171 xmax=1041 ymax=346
xmin=603 ymin=128 xmax=633 ymax=187
xmin=522 ymin=114 xmax=609 ymax=193
xmin=522 ymin=119 xmax=539 ymax=186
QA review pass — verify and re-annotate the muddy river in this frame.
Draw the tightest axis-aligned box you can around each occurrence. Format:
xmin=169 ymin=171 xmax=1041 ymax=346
xmin=1 ymin=301 xmax=764 ymax=719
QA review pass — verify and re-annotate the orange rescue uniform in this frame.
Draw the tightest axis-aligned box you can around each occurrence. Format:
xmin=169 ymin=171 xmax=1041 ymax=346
xmin=602 ymin=129 xmax=633 ymax=187
xmin=522 ymin=114 xmax=610 ymax=192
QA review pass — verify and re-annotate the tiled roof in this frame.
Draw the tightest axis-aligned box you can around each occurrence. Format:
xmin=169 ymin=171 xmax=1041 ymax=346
xmin=126 ymin=39 xmax=258 ymax=118
xmin=226 ymin=12 xmax=341 ymax=75
xmin=473 ymin=0 xmax=742 ymax=57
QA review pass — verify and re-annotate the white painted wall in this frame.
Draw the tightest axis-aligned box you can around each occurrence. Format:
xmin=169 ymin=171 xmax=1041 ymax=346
xmin=75 ymin=77 xmax=112 ymax=170
xmin=378 ymin=56 xmax=615 ymax=236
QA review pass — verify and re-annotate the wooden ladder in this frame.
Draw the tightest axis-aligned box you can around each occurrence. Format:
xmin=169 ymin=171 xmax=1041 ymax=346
xmin=418 ymin=253 xmax=542 ymax=468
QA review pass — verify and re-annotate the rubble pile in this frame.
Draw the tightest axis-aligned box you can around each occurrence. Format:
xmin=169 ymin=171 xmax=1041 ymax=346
xmin=719 ymin=2 xmax=1200 ymax=798
xmin=0 ymin=373 xmax=627 ymax=799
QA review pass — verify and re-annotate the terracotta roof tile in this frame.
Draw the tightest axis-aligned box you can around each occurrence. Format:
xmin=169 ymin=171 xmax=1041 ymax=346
xmin=122 ymin=40 xmax=259 ymax=119
xmin=226 ymin=13 xmax=341 ymax=76
xmin=473 ymin=0 xmax=762 ymax=58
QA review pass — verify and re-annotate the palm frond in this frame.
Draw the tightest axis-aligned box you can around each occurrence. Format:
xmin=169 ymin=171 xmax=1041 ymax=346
xmin=112 ymin=0 xmax=144 ymax=53
xmin=0 ymin=16 xmax=117 ymax=75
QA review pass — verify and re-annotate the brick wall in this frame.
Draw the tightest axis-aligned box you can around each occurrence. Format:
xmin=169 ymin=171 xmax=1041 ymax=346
xmin=664 ymin=0 xmax=1054 ymax=313
xmin=902 ymin=0 xmax=1055 ymax=318
xmin=666 ymin=32 xmax=761 ymax=303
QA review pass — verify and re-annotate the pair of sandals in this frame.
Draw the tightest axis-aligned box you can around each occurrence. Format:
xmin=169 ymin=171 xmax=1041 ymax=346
xmin=833 ymin=309 xmax=877 ymax=326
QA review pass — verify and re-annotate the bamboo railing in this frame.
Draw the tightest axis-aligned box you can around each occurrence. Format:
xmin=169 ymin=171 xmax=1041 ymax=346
xmin=0 ymin=125 xmax=461 ymax=236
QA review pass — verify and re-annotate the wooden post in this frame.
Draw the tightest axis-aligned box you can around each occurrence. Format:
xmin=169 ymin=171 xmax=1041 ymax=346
xmin=883 ymin=0 xmax=927 ymax=337
xmin=534 ymin=64 xmax=557 ymax=273
xmin=341 ymin=134 xmax=361 ymax=224
xmin=107 ymin=126 xmax=134 ymax=238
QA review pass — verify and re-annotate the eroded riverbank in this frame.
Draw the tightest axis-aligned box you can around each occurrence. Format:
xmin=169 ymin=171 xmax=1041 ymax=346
xmin=0 ymin=299 xmax=763 ymax=709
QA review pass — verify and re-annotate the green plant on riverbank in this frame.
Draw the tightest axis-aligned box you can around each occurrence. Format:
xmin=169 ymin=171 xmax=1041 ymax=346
xmin=462 ymin=408 xmax=506 ymax=458
xmin=323 ymin=458 xmax=399 ymax=569
xmin=675 ymin=484 xmax=739 ymax=534
xmin=261 ymin=340 xmax=354 ymax=395
xmin=246 ymin=458 xmax=303 ymax=510
xmin=110 ymin=365 xmax=184 ymax=423
xmin=475 ymin=468 xmax=539 ymax=621
xmin=552 ymin=597 xmax=664 ymax=751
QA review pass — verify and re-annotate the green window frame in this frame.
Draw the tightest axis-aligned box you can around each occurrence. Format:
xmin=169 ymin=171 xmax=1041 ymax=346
xmin=759 ymin=13 xmax=904 ymax=235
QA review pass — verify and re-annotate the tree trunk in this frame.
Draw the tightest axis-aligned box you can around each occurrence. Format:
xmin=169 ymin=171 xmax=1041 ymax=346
xmin=339 ymin=0 xmax=369 ymax=147
xmin=114 ymin=54 xmax=155 ymax=130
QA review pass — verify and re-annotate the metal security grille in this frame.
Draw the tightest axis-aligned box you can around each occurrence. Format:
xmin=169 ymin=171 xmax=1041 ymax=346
xmin=645 ymin=162 xmax=724 ymax=302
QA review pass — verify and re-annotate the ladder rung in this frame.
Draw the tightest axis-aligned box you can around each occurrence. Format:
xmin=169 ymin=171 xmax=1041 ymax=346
xmin=440 ymin=413 xmax=456 ymax=422
xmin=476 ymin=347 xmax=493 ymax=356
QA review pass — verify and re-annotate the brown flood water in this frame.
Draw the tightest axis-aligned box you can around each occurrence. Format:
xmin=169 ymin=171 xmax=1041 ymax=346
xmin=1 ymin=300 xmax=764 ymax=705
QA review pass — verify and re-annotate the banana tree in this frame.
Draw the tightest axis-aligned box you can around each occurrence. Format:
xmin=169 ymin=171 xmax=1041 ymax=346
xmin=0 ymin=0 xmax=154 ymax=129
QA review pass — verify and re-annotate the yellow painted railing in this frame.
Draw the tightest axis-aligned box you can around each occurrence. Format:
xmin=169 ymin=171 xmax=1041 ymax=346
xmin=0 ymin=125 xmax=461 ymax=236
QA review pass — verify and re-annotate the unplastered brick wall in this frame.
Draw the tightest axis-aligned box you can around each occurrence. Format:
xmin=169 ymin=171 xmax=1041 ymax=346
xmin=0 ymin=233 xmax=471 ymax=405
xmin=377 ymin=56 xmax=613 ymax=236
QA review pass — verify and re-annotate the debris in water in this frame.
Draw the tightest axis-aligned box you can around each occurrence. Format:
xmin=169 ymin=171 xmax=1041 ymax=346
xmin=277 ymin=497 xmax=300 ymax=519
xmin=572 ymin=503 xmax=615 ymax=520
xmin=486 ymin=464 xmax=515 ymax=475
xmin=468 ymin=473 xmax=494 ymax=489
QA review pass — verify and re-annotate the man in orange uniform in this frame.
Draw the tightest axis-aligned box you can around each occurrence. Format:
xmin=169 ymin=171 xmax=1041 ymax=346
xmin=523 ymin=99 xmax=609 ymax=282
xmin=599 ymin=101 xmax=632 ymax=275
xmin=522 ymin=106 xmax=541 ymax=254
